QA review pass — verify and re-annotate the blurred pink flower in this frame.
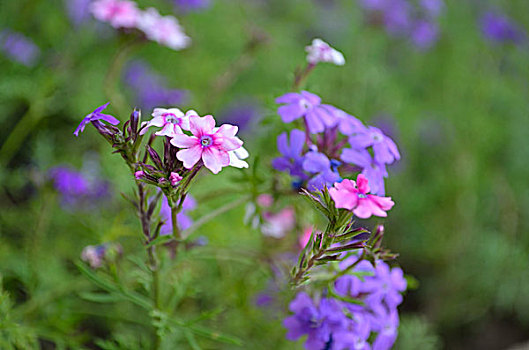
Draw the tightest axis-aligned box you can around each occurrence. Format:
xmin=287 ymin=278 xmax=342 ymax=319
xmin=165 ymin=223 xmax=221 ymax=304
xmin=329 ymin=174 xmax=394 ymax=218
xmin=137 ymin=7 xmax=190 ymax=50
xmin=90 ymin=0 xmax=139 ymax=28
xmin=261 ymin=208 xmax=295 ymax=238
xmin=169 ymin=172 xmax=182 ymax=185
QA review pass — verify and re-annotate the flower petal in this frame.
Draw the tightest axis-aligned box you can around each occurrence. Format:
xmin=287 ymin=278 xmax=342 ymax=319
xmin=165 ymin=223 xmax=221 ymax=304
xmin=202 ymin=147 xmax=230 ymax=174
xmin=189 ymin=114 xmax=215 ymax=136
xmin=176 ymin=145 xmax=202 ymax=168
xmin=171 ymin=133 xmax=197 ymax=148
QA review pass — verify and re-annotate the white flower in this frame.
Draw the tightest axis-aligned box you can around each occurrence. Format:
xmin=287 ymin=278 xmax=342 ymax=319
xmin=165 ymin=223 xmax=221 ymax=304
xmin=137 ymin=8 xmax=190 ymax=51
xmin=228 ymin=146 xmax=249 ymax=168
xmin=305 ymin=38 xmax=345 ymax=66
xmin=90 ymin=0 xmax=140 ymax=29
xmin=140 ymin=108 xmax=196 ymax=137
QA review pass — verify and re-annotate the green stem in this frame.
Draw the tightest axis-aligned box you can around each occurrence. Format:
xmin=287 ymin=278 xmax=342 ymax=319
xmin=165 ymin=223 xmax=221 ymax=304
xmin=148 ymin=246 xmax=162 ymax=350
xmin=171 ymin=205 xmax=180 ymax=240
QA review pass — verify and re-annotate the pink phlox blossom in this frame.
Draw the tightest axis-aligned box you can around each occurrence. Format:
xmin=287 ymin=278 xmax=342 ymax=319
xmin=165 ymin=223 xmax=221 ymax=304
xmin=140 ymin=108 xmax=194 ymax=136
xmin=256 ymin=194 xmax=273 ymax=208
xmin=90 ymin=0 xmax=139 ymax=28
xmin=134 ymin=170 xmax=145 ymax=179
xmin=329 ymin=174 xmax=394 ymax=219
xmin=137 ymin=8 xmax=190 ymax=50
xmin=170 ymin=114 xmax=243 ymax=174
xmin=305 ymin=38 xmax=345 ymax=66
xmin=228 ymin=146 xmax=249 ymax=168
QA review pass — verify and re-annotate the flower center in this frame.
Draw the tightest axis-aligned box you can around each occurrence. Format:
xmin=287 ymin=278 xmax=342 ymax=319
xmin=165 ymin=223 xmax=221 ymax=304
xmin=164 ymin=113 xmax=181 ymax=125
xmin=371 ymin=132 xmax=383 ymax=143
xmin=200 ymin=135 xmax=213 ymax=147
xmin=357 ymin=193 xmax=368 ymax=199
xmin=299 ymin=99 xmax=312 ymax=110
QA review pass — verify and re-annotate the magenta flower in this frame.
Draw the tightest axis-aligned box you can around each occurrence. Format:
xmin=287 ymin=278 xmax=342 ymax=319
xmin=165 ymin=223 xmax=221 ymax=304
xmin=90 ymin=0 xmax=140 ymax=29
xmin=74 ymin=103 xmax=120 ymax=136
xmin=170 ymin=114 xmax=243 ymax=174
xmin=137 ymin=8 xmax=190 ymax=50
xmin=276 ymin=91 xmax=336 ymax=134
xmin=329 ymin=174 xmax=394 ymax=218
xmin=140 ymin=108 xmax=193 ymax=137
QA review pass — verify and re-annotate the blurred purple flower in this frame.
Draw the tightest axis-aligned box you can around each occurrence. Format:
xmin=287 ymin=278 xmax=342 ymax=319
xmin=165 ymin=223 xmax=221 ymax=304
xmin=218 ymin=99 xmax=262 ymax=131
xmin=302 ymin=151 xmax=341 ymax=191
xmin=160 ymin=194 xmax=196 ymax=234
xmin=348 ymin=126 xmax=400 ymax=165
xmin=65 ymin=0 xmax=93 ymax=26
xmin=272 ymin=129 xmax=308 ymax=180
xmin=49 ymin=166 xmax=111 ymax=208
xmin=341 ymin=147 xmax=388 ymax=196
xmin=480 ymin=11 xmax=526 ymax=44
xmin=420 ymin=0 xmax=443 ymax=18
xmin=411 ymin=19 xmax=439 ymax=50
xmin=0 ymin=30 xmax=40 ymax=67
xmin=74 ymin=102 xmax=120 ymax=136
xmin=276 ymin=91 xmax=336 ymax=134
xmin=124 ymin=60 xmax=188 ymax=111
xmin=173 ymin=0 xmax=211 ymax=12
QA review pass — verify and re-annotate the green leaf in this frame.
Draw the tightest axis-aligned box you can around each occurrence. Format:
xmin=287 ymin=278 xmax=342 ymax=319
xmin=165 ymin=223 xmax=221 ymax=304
xmin=145 ymin=234 xmax=174 ymax=248
xmin=79 ymin=292 xmax=122 ymax=303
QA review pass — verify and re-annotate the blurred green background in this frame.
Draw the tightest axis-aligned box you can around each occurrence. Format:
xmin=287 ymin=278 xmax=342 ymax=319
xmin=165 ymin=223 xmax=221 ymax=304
xmin=1 ymin=0 xmax=529 ymax=349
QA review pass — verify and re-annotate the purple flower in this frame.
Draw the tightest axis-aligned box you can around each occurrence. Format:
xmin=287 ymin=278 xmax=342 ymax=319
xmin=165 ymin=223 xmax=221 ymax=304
xmin=302 ymin=151 xmax=341 ymax=191
xmin=411 ymin=19 xmax=439 ymax=50
xmin=276 ymin=91 xmax=336 ymax=134
xmin=371 ymin=310 xmax=399 ymax=350
xmin=272 ymin=129 xmax=308 ymax=180
xmin=420 ymin=0 xmax=444 ymax=18
xmin=480 ymin=11 xmax=526 ymax=45
xmin=382 ymin=0 xmax=413 ymax=35
xmin=348 ymin=126 xmax=400 ymax=165
xmin=283 ymin=293 xmax=347 ymax=350
xmin=65 ymin=0 xmax=93 ymax=26
xmin=173 ymin=0 xmax=211 ymax=13
xmin=73 ymin=102 xmax=120 ymax=136
xmin=124 ymin=60 xmax=188 ymax=111
xmin=341 ymin=148 xmax=388 ymax=196
xmin=0 ymin=30 xmax=40 ymax=67
xmin=160 ymin=195 xmax=197 ymax=234
xmin=218 ymin=99 xmax=262 ymax=132
xmin=326 ymin=107 xmax=365 ymax=136
xmin=360 ymin=262 xmax=407 ymax=310
xmin=49 ymin=166 xmax=111 ymax=208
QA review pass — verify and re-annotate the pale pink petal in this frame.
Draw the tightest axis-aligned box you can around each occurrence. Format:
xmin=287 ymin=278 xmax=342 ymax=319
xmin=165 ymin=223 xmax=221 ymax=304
xmin=139 ymin=116 xmax=165 ymax=135
xmin=156 ymin=123 xmax=182 ymax=136
xmin=216 ymin=124 xmax=238 ymax=138
xmin=171 ymin=134 xmax=197 ymax=148
xmin=353 ymin=200 xmax=373 ymax=219
xmin=176 ymin=145 xmax=202 ymax=169
xmin=369 ymin=195 xmax=395 ymax=211
xmin=189 ymin=115 xmax=215 ymax=136
xmin=202 ymin=147 xmax=230 ymax=174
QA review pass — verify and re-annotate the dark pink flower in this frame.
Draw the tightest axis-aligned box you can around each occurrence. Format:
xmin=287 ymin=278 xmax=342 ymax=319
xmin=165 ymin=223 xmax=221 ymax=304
xmin=169 ymin=172 xmax=182 ymax=185
xmin=329 ymin=174 xmax=394 ymax=218
xmin=170 ymin=114 xmax=243 ymax=174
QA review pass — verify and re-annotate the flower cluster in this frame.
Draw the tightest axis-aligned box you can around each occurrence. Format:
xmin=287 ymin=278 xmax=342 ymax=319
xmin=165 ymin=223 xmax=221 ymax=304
xmin=90 ymin=0 xmax=190 ymax=50
xmin=358 ymin=0 xmax=444 ymax=50
xmin=274 ymin=91 xmax=400 ymax=197
xmin=124 ymin=60 xmax=188 ymax=111
xmin=0 ymin=30 xmax=40 ymax=67
xmin=284 ymin=254 xmax=406 ymax=350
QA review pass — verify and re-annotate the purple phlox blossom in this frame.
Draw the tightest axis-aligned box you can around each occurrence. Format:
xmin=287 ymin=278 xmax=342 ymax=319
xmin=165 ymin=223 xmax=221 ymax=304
xmin=371 ymin=309 xmax=399 ymax=350
xmin=160 ymin=194 xmax=196 ymax=234
xmin=140 ymin=107 xmax=193 ymax=137
xmin=480 ymin=11 xmax=526 ymax=45
xmin=341 ymin=147 xmax=388 ymax=196
xmin=0 ymin=30 xmax=40 ymax=67
xmin=305 ymin=38 xmax=345 ymax=66
xmin=325 ymin=106 xmax=365 ymax=136
xmin=49 ymin=166 xmax=111 ymax=208
xmin=137 ymin=7 xmax=191 ymax=50
xmin=283 ymin=293 xmax=348 ymax=350
xmin=381 ymin=0 xmax=413 ymax=35
xmin=90 ymin=0 xmax=140 ymax=29
xmin=65 ymin=0 xmax=93 ymax=26
xmin=172 ymin=0 xmax=211 ymax=13
xmin=361 ymin=261 xmax=406 ymax=310
xmin=411 ymin=19 xmax=439 ymax=50
xmin=124 ymin=60 xmax=188 ymax=111
xmin=276 ymin=91 xmax=336 ymax=134
xmin=261 ymin=207 xmax=295 ymax=238
xmin=348 ymin=125 xmax=400 ymax=165
xmin=302 ymin=150 xmax=341 ymax=191
xmin=74 ymin=102 xmax=119 ymax=136
xmin=272 ymin=129 xmax=308 ymax=180
xmin=171 ymin=114 xmax=243 ymax=174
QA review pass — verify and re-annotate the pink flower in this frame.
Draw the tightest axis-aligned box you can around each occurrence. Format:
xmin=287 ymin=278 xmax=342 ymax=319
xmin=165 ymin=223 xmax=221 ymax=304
xmin=90 ymin=0 xmax=139 ymax=29
xmin=134 ymin=170 xmax=145 ymax=179
xmin=170 ymin=114 xmax=243 ymax=174
xmin=169 ymin=172 xmax=182 ymax=186
xmin=299 ymin=226 xmax=313 ymax=249
xmin=140 ymin=108 xmax=194 ymax=137
xmin=137 ymin=8 xmax=190 ymax=51
xmin=257 ymin=194 xmax=273 ymax=208
xmin=305 ymin=38 xmax=345 ymax=66
xmin=261 ymin=208 xmax=295 ymax=238
xmin=329 ymin=174 xmax=394 ymax=219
